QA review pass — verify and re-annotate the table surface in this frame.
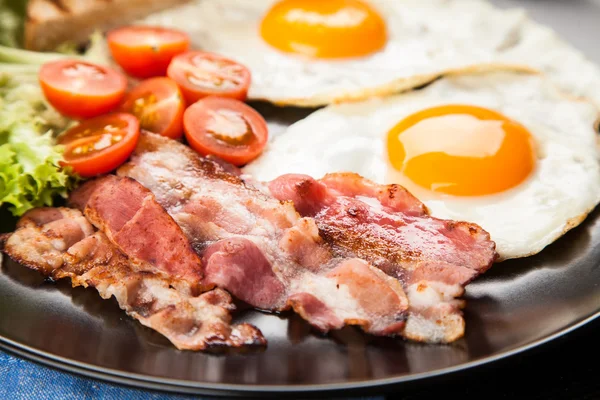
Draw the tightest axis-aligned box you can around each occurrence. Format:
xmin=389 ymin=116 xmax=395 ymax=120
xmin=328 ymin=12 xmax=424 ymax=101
xmin=2 ymin=0 xmax=600 ymax=399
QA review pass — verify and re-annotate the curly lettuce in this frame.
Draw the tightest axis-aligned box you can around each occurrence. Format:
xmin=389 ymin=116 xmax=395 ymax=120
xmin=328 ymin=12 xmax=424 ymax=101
xmin=0 ymin=74 xmax=77 ymax=216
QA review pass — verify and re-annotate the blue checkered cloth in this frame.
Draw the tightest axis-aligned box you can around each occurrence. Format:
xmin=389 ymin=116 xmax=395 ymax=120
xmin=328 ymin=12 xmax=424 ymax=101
xmin=0 ymin=350 xmax=385 ymax=400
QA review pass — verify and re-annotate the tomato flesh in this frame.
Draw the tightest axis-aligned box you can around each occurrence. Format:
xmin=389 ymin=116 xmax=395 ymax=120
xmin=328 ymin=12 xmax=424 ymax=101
xmin=39 ymin=59 xmax=127 ymax=119
xmin=167 ymin=51 xmax=251 ymax=104
xmin=183 ymin=96 xmax=268 ymax=166
xmin=119 ymin=77 xmax=185 ymax=139
xmin=107 ymin=26 xmax=190 ymax=79
xmin=58 ymin=113 xmax=140 ymax=177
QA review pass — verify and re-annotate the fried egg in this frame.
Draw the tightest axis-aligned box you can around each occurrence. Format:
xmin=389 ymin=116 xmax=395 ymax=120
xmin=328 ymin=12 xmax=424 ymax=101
xmin=243 ymin=71 xmax=600 ymax=260
xmin=136 ymin=0 xmax=536 ymax=107
xmin=136 ymin=0 xmax=600 ymax=107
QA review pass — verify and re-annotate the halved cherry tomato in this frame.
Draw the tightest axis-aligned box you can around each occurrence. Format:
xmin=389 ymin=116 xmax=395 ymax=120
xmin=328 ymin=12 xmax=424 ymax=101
xmin=167 ymin=51 xmax=251 ymax=104
xmin=119 ymin=77 xmax=185 ymax=139
xmin=57 ymin=113 xmax=140 ymax=178
xmin=39 ymin=59 xmax=127 ymax=119
xmin=183 ymin=96 xmax=268 ymax=166
xmin=107 ymin=26 xmax=190 ymax=79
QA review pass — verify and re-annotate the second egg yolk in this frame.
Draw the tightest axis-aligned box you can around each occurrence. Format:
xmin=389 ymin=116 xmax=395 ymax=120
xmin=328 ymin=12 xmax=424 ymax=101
xmin=259 ymin=0 xmax=387 ymax=59
xmin=387 ymin=105 xmax=536 ymax=197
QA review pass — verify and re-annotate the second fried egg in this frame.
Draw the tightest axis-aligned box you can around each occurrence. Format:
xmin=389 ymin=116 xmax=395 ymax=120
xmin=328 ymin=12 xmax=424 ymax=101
xmin=244 ymin=71 xmax=600 ymax=260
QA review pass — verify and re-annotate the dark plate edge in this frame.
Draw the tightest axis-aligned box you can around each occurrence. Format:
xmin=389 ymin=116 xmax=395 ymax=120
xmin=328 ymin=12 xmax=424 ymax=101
xmin=1 ymin=311 xmax=598 ymax=397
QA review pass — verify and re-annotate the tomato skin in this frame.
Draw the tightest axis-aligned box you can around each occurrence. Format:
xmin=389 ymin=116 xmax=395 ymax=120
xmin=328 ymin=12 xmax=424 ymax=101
xmin=119 ymin=77 xmax=185 ymax=139
xmin=39 ymin=59 xmax=127 ymax=119
xmin=183 ymin=96 xmax=268 ymax=167
xmin=167 ymin=51 xmax=251 ymax=104
xmin=58 ymin=113 xmax=140 ymax=178
xmin=107 ymin=26 xmax=190 ymax=79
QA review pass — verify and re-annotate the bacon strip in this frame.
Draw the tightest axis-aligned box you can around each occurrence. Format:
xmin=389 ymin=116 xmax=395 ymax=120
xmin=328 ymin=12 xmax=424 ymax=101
xmin=268 ymin=173 xmax=498 ymax=343
xmin=70 ymin=175 xmax=204 ymax=290
xmin=117 ymin=132 xmax=410 ymax=338
xmin=1 ymin=207 xmax=266 ymax=351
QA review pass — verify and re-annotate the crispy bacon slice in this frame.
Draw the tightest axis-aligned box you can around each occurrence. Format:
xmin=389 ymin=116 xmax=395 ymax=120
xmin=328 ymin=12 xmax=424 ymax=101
xmin=1 ymin=207 xmax=266 ymax=351
xmin=268 ymin=173 xmax=498 ymax=343
xmin=117 ymin=132 xmax=410 ymax=338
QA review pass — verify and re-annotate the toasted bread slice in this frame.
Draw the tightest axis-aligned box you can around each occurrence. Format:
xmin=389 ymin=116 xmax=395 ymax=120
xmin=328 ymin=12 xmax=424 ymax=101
xmin=25 ymin=0 xmax=191 ymax=51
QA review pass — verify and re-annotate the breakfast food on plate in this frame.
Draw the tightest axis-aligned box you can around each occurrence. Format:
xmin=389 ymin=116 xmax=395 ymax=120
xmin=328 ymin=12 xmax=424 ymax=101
xmin=1 ymin=207 xmax=266 ymax=350
xmin=183 ymin=96 xmax=269 ymax=166
xmin=56 ymin=113 xmax=141 ymax=178
xmin=118 ymin=77 xmax=186 ymax=139
xmin=1 ymin=132 xmax=497 ymax=347
xmin=106 ymin=25 xmax=190 ymax=79
xmin=3 ymin=0 xmax=599 ymax=354
xmin=166 ymin=51 xmax=252 ymax=104
xmin=134 ymin=0 xmax=600 ymax=107
xmin=244 ymin=71 xmax=600 ymax=261
xmin=264 ymin=172 xmax=498 ymax=342
xmin=38 ymin=59 xmax=128 ymax=119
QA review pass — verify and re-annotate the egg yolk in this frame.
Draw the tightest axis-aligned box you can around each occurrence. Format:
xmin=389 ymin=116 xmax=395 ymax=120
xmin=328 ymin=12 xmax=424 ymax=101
xmin=387 ymin=105 xmax=536 ymax=197
xmin=259 ymin=0 xmax=387 ymax=59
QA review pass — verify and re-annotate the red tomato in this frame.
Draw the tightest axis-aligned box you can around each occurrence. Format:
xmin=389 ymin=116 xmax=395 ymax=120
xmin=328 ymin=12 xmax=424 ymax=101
xmin=39 ymin=59 xmax=127 ymax=119
xmin=107 ymin=26 xmax=190 ymax=79
xmin=57 ymin=113 xmax=140 ymax=178
xmin=119 ymin=77 xmax=185 ymax=139
xmin=167 ymin=51 xmax=251 ymax=104
xmin=183 ymin=96 xmax=268 ymax=166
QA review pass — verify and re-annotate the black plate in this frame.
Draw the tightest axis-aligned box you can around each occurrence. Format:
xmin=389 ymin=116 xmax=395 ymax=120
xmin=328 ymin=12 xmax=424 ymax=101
xmin=1 ymin=0 xmax=600 ymax=397
xmin=2 ymin=204 xmax=600 ymax=397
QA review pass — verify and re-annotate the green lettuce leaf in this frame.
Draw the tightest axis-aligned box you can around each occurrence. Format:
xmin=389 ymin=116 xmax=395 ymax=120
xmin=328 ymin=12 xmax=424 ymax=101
xmin=0 ymin=74 xmax=77 ymax=216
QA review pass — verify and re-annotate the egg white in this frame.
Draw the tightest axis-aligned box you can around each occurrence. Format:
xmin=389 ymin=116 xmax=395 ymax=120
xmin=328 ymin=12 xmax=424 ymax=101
xmin=243 ymin=71 xmax=600 ymax=260
xmin=136 ymin=0 xmax=600 ymax=108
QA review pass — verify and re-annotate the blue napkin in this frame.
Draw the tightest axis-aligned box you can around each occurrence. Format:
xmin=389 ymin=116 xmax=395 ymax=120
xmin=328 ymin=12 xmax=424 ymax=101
xmin=0 ymin=350 xmax=202 ymax=400
xmin=0 ymin=350 xmax=385 ymax=400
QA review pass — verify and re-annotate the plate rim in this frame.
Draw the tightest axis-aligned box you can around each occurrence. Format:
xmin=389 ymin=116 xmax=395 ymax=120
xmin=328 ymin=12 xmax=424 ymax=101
xmin=1 ymin=311 xmax=598 ymax=396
